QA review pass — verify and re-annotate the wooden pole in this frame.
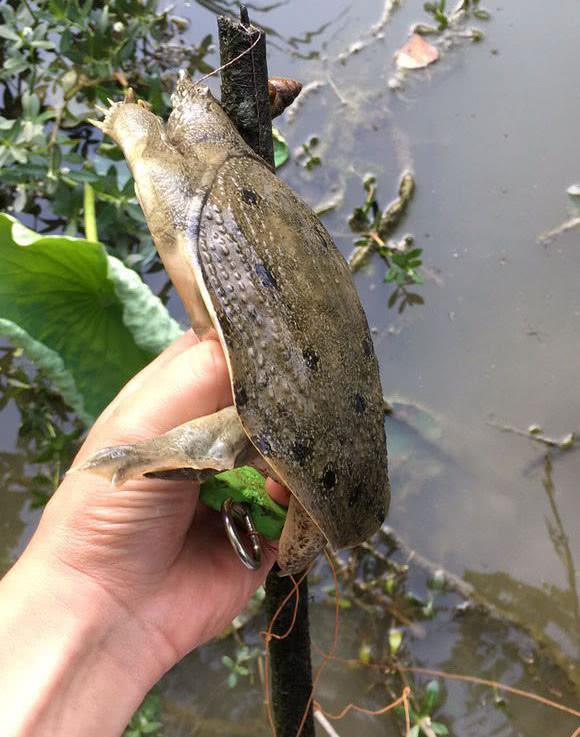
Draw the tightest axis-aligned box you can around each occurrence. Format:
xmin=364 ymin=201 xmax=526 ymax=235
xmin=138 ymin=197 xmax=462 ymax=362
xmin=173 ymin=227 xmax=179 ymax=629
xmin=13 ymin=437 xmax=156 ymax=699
xmin=217 ymin=9 xmax=274 ymax=166
xmin=217 ymin=9 xmax=315 ymax=736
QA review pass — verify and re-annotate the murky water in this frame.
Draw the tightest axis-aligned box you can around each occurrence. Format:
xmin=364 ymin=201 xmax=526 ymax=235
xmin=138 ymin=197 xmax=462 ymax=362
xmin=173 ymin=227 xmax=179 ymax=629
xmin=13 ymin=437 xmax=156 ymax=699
xmin=1 ymin=0 xmax=579 ymax=734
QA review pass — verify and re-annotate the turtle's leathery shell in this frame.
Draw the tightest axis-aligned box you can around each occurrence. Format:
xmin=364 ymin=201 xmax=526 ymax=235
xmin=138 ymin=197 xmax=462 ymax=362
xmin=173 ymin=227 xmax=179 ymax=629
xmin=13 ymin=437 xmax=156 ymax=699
xmin=197 ymin=155 xmax=389 ymax=548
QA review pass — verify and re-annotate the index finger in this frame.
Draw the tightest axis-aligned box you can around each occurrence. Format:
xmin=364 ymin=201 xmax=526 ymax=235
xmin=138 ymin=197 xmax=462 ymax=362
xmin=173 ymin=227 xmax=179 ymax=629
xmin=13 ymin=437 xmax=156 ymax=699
xmin=76 ymin=337 xmax=231 ymax=464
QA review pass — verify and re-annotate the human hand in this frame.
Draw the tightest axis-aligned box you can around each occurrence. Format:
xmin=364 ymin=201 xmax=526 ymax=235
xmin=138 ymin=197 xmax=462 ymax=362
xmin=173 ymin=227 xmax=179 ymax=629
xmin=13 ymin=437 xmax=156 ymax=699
xmin=39 ymin=330 xmax=287 ymax=658
xmin=0 ymin=331 xmax=288 ymax=736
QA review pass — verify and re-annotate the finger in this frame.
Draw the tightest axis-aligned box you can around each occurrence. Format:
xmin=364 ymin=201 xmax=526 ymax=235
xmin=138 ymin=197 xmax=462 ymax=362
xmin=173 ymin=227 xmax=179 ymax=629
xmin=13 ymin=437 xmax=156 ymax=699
xmin=266 ymin=478 xmax=290 ymax=507
xmin=77 ymin=338 xmax=231 ymax=463
xmin=95 ymin=329 xmax=199 ymax=427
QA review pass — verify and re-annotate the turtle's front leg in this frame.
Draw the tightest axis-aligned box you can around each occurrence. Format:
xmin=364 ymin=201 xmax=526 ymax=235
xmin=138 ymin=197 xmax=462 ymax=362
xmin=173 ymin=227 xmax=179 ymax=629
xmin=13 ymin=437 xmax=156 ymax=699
xmin=72 ymin=406 xmax=251 ymax=487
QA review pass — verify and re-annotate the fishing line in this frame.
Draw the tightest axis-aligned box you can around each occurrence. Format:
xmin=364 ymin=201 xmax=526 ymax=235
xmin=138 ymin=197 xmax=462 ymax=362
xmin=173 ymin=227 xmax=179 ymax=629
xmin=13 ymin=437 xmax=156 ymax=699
xmin=194 ymin=30 xmax=263 ymax=87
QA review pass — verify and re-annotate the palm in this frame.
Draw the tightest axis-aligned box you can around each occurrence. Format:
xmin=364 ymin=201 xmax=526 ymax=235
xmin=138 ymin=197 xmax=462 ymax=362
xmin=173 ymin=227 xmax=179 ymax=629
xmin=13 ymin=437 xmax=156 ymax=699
xmin=34 ymin=334 xmax=279 ymax=663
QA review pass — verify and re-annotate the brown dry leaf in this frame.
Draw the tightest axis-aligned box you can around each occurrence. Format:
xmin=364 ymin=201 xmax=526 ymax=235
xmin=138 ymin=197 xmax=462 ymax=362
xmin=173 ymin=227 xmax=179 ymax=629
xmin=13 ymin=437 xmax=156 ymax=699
xmin=394 ymin=33 xmax=439 ymax=70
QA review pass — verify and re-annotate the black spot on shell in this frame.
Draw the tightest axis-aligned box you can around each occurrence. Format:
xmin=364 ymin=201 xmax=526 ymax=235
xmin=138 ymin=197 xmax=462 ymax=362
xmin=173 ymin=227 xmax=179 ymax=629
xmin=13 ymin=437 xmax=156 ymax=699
xmin=241 ymin=188 xmax=259 ymax=205
xmin=322 ymin=466 xmax=336 ymax=490
xmin=291 ymin=439 xmax=313 ymax=466
xmin=355 ymin=394 xmax=366 ymax=414
xmin=375 ymin=506 xmax=385 ymax=525
xmin=255 ymin=262 xmax=277 ymax=289
xmin=348 ymin=484 xmax=363 ymax=509
xmin=302 ymin=347 xmax=320 ymax=371
xmin=234 ymin=385 xmax=248 ymax=407
xmin=254 ymin=434 xmax=272 ymax=456
xmin=362 ymin=336 xmax=374 ymax=358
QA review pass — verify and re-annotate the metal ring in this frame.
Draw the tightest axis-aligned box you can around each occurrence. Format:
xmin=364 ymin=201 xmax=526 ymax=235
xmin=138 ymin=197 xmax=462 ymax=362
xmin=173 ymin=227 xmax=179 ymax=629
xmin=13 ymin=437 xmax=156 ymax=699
xmin=221 ymin=498 xmax=263 ymax=570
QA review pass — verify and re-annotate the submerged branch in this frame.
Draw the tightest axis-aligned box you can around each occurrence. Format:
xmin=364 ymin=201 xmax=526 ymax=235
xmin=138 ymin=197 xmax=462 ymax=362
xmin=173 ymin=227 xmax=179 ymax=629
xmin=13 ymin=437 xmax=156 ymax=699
xmin=541 ymin=454 xmax=580 ymax=647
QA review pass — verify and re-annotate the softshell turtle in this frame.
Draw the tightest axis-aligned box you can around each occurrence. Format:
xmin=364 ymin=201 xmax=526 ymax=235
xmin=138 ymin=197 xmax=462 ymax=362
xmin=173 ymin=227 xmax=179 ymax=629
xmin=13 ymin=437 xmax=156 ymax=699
xmin=79 ymin=75 xmax=389 ymax=574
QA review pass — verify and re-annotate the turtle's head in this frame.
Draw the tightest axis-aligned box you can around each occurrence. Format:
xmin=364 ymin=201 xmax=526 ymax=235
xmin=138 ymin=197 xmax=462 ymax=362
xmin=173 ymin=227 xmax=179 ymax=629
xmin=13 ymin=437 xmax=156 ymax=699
xmin=168 ymin=72 xmax=243 ymax=149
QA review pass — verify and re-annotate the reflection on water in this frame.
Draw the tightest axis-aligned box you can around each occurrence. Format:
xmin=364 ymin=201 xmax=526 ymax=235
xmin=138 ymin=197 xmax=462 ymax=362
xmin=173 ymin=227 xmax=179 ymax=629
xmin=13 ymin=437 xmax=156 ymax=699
xmin=1 ymin=0 xmax=579 ymax=733
xmin=540 ymin=453 xmax=580 ymax=657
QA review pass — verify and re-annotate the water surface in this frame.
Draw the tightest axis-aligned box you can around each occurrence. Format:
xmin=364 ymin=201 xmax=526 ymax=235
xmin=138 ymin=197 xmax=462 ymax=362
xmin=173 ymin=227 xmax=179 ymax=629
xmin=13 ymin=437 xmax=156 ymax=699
xmin=1 ymin=0 xmax=578 ymax=734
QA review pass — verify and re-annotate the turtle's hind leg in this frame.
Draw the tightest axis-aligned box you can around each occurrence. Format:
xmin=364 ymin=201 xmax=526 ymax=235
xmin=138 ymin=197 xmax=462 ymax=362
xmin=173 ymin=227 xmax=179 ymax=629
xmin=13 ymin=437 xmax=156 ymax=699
xmin=71 ymin=406 xmax=250 ymax=486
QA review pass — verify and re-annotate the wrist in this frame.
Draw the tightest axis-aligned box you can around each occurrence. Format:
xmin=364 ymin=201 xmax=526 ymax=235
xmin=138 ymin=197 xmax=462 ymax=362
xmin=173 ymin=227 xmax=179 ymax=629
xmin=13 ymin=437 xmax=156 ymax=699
xmin=0 ymin=550 xmax=164 ymax=737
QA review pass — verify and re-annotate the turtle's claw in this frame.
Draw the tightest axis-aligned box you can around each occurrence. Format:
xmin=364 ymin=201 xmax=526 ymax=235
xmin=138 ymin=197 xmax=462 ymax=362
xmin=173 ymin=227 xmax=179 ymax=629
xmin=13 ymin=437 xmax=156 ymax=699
xmin=69 ymin=444 xmax=152 ymax=487
xmin=90 ymin=90 xmax=145 ymax=137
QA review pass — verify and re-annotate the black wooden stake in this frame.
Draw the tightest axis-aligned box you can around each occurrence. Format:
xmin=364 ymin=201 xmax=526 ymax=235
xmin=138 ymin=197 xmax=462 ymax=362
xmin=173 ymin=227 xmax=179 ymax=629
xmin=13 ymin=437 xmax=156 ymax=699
xmin=217 ymin=10 xmax=274 ymax=166
xmin=217 ymin=8 xmax=315 ymax=736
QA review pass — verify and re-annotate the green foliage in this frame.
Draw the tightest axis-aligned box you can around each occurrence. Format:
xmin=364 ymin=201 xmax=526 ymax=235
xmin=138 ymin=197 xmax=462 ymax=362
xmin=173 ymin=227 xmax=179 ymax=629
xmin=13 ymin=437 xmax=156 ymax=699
xmin=0 ymin=345 xmax=84 ymax=507
xmin=272 ymin=126 xmax=289 ymax=169
xmin=0 ymin=213 xmax=182 ymax=422
xmin=221 ymin=645 xmax=260 ymax=688
xmin=0 ymin=0 xmax=214 ymax=274
xmin=423 ymin=0 xmax=490 ymax=32
xmin=124 ymin=691 xmax=164 ymax=737
xmin=397 ymin=680 xmax=449 ymax=737
xmin=384 ymin=244 xmax=425 ymax=287
xmin=423 ymin=0 xmax=449 ymax=31
xmin=297 ymin=135 xmax=321 ymax=171
xmin=350 ymin=175 xmax=424 ymax=311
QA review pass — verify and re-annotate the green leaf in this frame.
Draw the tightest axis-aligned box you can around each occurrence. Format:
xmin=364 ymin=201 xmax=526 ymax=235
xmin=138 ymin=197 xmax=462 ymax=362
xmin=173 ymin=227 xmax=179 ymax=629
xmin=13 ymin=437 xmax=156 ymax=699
xmin=272 ymin=126 xmax=289 ymax=169
xmin=141 ymin=722 xmax=162 ymax=734
xmin=409 ymin=726 xmax=420 ymax=737
xmin=388 ymin=628 xmax=403 ymax=654
xmin=0 ymin=319 xmax=90 ymax=424
xmin=349 ymin=208 xmax=370 ymax=232
xmin=0 ymin=214 xmax=182 ymax=423
xmin=0 ymin=26 xmax=20 ymax=42
xmin=423 ymin=679 xmax=441 ymax=714
xmin=431 ymin=722 xmax=449 ymax=735
xmin=64 ymin=168 xmax=100 ymax=184
xmin=200 ymin=467 xmax=287 ymax=539
xmin=385 ymin=266 xmax=398 ymax=283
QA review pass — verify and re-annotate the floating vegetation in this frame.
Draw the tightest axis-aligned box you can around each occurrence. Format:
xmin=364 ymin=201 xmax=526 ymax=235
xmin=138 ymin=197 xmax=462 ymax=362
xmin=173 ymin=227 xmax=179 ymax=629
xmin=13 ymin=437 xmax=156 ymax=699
xmin=348 ymin=172 xmax=423 ymax=310
xmin=490 ymin=421 xmax=577 ymax=451
xmin=421 ymin=0 xmax=491 ymax=34
xmin=297 ymin=135 xmax=322 ymax=171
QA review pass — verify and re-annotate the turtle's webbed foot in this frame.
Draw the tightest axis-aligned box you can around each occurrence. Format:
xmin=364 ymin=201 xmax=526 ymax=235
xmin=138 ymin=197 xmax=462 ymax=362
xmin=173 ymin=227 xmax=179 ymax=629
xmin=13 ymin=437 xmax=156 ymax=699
xmin=69 ymin=438 xmax=201 ymax=486
xmin=70 ymin=407 xmax=251 ymax=487
xmin=70 ymin=442 xmax=187 ymax=487
xmin=88 ymin=88 xmax=145 ymax=136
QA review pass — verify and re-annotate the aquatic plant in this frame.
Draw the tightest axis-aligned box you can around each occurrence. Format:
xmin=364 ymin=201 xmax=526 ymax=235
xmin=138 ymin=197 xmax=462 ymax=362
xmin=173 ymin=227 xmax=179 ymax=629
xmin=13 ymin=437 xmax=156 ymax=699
xmin=0 ymin=0 xmax=213 ymax=274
